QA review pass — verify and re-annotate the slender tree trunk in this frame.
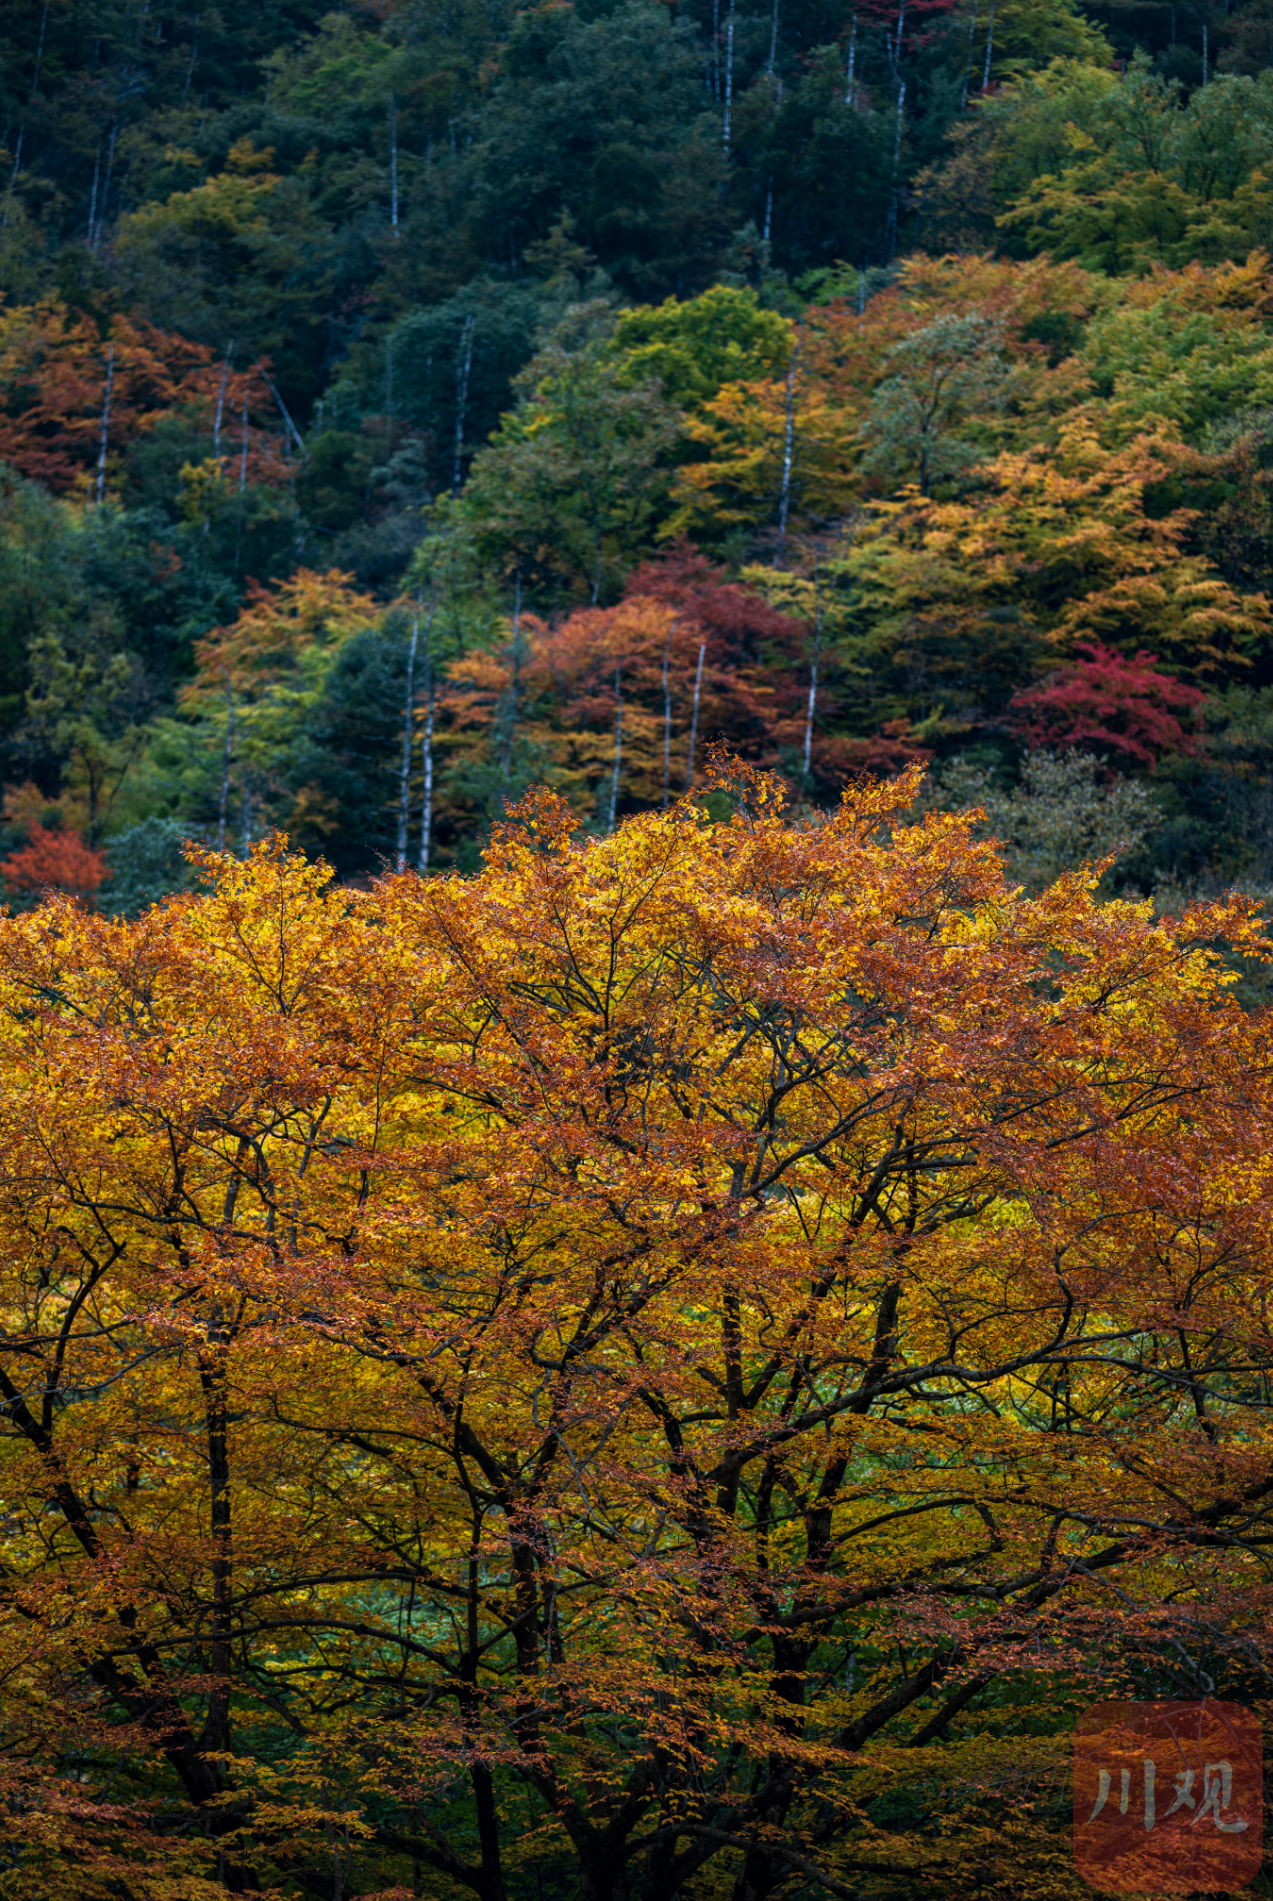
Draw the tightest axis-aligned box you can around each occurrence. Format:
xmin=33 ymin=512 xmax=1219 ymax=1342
xmin=686 ymin=641 xmax=706 ymax=791
xmin=768 ymin=0 xmax=779 ymax=76
xmin=418 ymin=668 xmax=435 ymax=875
xmin=30 ymin=6 xmax=48 ymax=102
xmin=218 ymin=682 xmax=235 ymax=849
xmin=961 ymin=0 xmax=978 ymax=108
xmin=213 ymin=342 xmax=234 ymax=460
xmin=846 ymin=15 xmax=858 ymax=104
xmin=885 ymin=79 xmax=905 ymax=254
xmin=198 ymin=1344 xmax=233 ymax=1757
xmin=396 ymin=603 xmax=421 ymax=871
xmin=184 ymin=13 xmax=199 ymax=96
xmin=234 ymin=396 xmax=249 ymax=573
xmin=500 ymin=573 xmax=522 ymax=790
xmin=662 ymin=620 xmax=675 ymax=810
xmin=1201 ymin=20 xmax=1208 ymax=78
xmin=723 ymin=0 xmax=735 ymax=153
xmin=256 ymin=358 xmax=303 ymax=455
xmin=712 ymin=0 xmax=720 ymax=95
xmin=608 ymin=666 xmax=623 ymax=834
xmin=389 ymin=96 xmax=399 ymax=232
xmin=776 ymin=326 xmax=801 ymax=563
xmin=3 ymin=124 xmax=23 ymax=229
xmin=803 ymin=577 xmax=822 ymax=781
xmin=95 ymin=343 xmax=115 ymax=505
xmin=87 ymin=140 xmax=100 ymax=247
xmin=981 ymin=0 xmax=995 ymax=89
xmin=454 ymin=312 xmax=475 ymax=489
xmin=763 ymin=179 xmax=773 ymax=246
xmin=99 ymin=119 xmax=117 ymax=241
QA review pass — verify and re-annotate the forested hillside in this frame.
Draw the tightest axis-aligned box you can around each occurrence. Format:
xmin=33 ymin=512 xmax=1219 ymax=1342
xmin=3 ymin=0 xmax=1273 ymax=897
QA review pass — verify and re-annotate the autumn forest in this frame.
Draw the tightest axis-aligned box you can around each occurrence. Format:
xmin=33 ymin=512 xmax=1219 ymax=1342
xmin=4 ymin=0 xmax=1273 ymax=1895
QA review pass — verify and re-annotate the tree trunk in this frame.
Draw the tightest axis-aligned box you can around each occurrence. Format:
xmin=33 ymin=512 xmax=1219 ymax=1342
xmin=234 ymin=397 xmax=249 ymax=573
xmin=500 ymin=574 xmax=523 ymax=791
xmin=846 ymin=14 xmax=857 ymax=103
xmin=218 ymin=681 xmax=235 ymax=848
xmin=418 ymin=668 xmax=435 ymax=875
xmin=885 ymin=79 xmax=905 ymax=254
xmin=454 ymin=312 xmax=475 ymax=490
xmin=961 ymin=0 xmax=978 ymax=108
xmin=3 ymin=124 xmax=23 ymax=229
xmin=95 ymin=343 xmax=114 ymax=505
xmin=30 ymin=7 xmax=48 ymax=102
xmin=608 ymin=666 xmax=623 ymax=834
xmin=686 ymin=642 xmax=705 ymax=791
xmin=776 ymin=326 xmax=800 ymax=562
xmin=213 ymin=341 xmax=234 ymax=460
xmin=982 ymin=0 xmax=995 ymax=88
xmin=396 ymin=605 xmax=421 ymax=870
xmin=185 ymin=13 xmax=199 ymax=96
xmin=802 ymin=578 xmax=821 ymax=781
xmin=767 ymin=0 xmax=779 ymax=76
xmin=723 ymin=0 xmax=735 ymax=153
xmin=662 ymin=620 xmax=675 ymax=809
xmin=389 ymin=95 xmax=399 ymax=231
xmin=87 ymin=140 xmax=100 ymax=246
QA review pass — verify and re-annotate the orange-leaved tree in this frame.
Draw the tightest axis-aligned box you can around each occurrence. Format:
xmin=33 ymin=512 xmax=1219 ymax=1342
xmin=0 ymin=823 xmax=110 ymax=905
xmin=181 ymin=567 xmax=382 ymax=844
xmin=0 ymin=769 xmax=1271 ymax=1898
xmin=0 ymin=296 xmax=290 ymax=496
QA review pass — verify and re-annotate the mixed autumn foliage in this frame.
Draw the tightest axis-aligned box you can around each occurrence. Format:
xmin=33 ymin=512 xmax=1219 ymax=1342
xmin=7 ymin=2 xmax=1273 ymax=1893
xmin=3 ymin=773 xmax=1273 ymax=1901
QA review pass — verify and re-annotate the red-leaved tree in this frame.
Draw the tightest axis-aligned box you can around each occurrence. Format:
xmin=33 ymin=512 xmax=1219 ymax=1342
xmin=1009 ymin=642 xmax=1206 ymax=768
xmin=2 ymin=825 xmax=110 ymax=905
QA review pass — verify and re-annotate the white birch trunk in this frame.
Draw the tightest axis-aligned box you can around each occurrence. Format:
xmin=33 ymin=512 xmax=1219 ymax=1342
xmin=662 ymin=619 xmax=675 ymax=809
xmin=961 ymin=0 xmax=978 ymax=109
xmin=776 ymin=327 xmax=801 ymax=561
xmin=396 ymin=604 xmax=421 ymax=870
xmin=723 ymin=0 xmax=735 ymax=153
xmin=418 ymin=669 xmax=435 ymax=875
xmin=184 ymin=13 xmax=199 ymax=96
xmin=96 ymin=343 xmax=115 ymax=505
xmin=886 ymin=80 xmax=905 ymax=254
xmin=87 ymin=141 xmax=100 ymax=247
xmin=686 ymin=641 xmax=706 ymax=791
xmin=608 ymin=666 xmax=623 ymax=834
xmin=30 ymin=7 xmax=48 ymax=102
xmin=453 ymin=313 xmax=475 ymax=490
xmin=846 ymin=16 xmax=857 ymax=104
xmin=389 ymin=97 xmax=399 ymax=231
xmin=500 ymin=573 xmax=522 ymax=788
xmin=213 ymin=342 xmax=234 ymax=460
xmin=982 ymin=0 xmax=995 ymax=88
xmin=218 ymin=681 xmax=235 ymax=849
xmin=803 ymin=580 xmax=822 ymax=780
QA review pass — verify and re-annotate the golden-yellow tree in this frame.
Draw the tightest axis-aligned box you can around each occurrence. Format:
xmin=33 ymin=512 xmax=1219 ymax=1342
xmin=0 ymin=765 xmax=1271 ymax=1899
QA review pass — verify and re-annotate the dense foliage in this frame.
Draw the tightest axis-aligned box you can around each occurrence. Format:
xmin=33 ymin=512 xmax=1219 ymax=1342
xmin=3 ymin=782 xmax=1273 ymax=1901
